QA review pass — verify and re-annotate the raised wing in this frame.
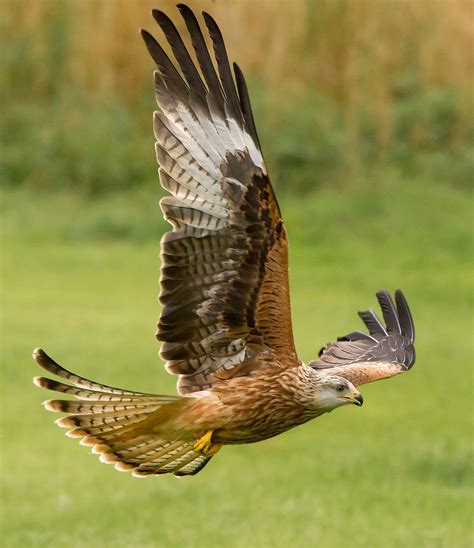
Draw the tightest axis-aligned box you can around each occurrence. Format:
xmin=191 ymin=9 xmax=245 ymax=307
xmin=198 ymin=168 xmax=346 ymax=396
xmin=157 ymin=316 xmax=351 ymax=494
xmin=141 ymin=6 xmax=298 ymax=395
xmin=309 ymin=290 xmax=415 ymax=386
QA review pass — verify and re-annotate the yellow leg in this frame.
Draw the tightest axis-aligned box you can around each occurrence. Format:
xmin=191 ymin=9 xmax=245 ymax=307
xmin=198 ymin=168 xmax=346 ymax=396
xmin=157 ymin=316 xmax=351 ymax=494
xmin=193 ymin=430 xmax=222 ymax=457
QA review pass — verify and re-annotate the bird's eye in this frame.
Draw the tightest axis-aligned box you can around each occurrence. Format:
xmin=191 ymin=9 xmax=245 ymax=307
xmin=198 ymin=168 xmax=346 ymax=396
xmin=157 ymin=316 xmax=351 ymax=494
xmin=336 ymin=385 xmax=345 ymax=392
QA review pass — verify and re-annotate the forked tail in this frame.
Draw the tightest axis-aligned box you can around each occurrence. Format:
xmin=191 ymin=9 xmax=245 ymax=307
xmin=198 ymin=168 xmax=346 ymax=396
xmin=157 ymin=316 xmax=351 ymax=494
xmin=32 ymin=348 xmax=213 ymax=476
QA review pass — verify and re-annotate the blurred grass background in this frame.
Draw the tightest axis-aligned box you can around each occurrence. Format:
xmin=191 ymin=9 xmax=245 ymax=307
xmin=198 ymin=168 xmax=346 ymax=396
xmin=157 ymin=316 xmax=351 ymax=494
xmin=1 ymin=0 xmax=473 ymax=547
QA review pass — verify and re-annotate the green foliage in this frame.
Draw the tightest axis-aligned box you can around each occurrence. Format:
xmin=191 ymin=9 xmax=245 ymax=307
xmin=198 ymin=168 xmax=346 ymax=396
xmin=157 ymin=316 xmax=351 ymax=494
xmin=261 ymin=92 xmax=349 ymax=192
xmin=2 ymin=84 xmax=471 ymax=198
xmin=389 ymin=86 xmax=473 ymax=186
xmin=1 ymin=0 xmax=472 ymax=197
xmin=1 ymin=98 xmax=156 ymax=195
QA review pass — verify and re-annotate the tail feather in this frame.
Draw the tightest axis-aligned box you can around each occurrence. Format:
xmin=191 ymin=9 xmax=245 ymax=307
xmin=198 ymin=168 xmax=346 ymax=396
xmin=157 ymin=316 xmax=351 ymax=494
xmin=143 ymin=443 xmax=195 ymax=473
xmin=65 ymin=417 xmax=149 ymax=438
xmin=124 ymin=440 xmax=185 ymax=467
xmin=34 ymin=377 xmax=175 ymax=403
xmin=131 ymin=441 xmax=204 ymax=476
xmin=175 ymin=453 xmax=211 ymax=476
xmin=44 ymin=400 xmax=159 ymax=415
xmin=54 ymin=406 xmax=153 ymax=422
xmin=56 ymin=411 xmax=150 ymax=430
xmin=101 ymin=434 xmax=164 ymax=459
xmin=75 ymin=425 xmax=146 ymax=443
xmin=33 ymin=348 xmax=158 ymax=396
xmin=33 ymin=348 xmax=216 ymax=477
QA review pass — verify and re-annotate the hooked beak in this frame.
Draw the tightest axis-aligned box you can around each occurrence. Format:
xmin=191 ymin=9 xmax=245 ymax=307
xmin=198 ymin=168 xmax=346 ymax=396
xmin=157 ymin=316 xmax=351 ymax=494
xmin=344 ymin=390 xmax=364 ymax=407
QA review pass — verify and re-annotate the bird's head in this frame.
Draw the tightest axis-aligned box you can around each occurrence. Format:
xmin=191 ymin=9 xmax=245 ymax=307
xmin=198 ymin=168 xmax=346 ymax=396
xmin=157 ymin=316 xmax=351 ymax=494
xmin=313 ymin=375 xmax=363 ymax=412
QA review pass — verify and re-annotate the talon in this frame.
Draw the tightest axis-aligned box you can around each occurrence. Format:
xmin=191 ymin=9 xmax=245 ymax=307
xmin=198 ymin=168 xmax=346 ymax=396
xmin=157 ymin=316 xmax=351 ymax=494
xmin=193 ymin=430 xmax=222 ymax=457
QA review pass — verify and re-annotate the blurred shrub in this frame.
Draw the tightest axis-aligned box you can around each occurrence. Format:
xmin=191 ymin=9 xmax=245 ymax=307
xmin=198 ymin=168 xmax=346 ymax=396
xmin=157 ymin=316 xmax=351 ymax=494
xmin=1 ymin=99 xmax=155 ymax=195
xmin=1 ymin=0 xmax=472 ymax=196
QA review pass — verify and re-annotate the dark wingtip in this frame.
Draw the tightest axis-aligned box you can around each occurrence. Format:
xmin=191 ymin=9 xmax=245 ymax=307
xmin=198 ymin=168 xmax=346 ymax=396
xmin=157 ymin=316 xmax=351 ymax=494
xmin=43 ymin=399 xmax=69 ymax=413
xmin=32 ymin=347 xmax=70 ymax=378
xmin=318 ymin=290 xmax=416 ymax=371
xmin=151 ymin=9 xmax=168 ymax=24
xmin=140 ymin=28 xmax=153 ymax=45
xmin=33 ymin=376 xmax=65 ymax=392
xmin=395 ymin=289 xmax=415 ymax=343
xmin=358 ymin=309 xmax=387 ymax=337
xmin=33 ymin=376 xmax=48 ymax=388
xmin=404 ymin=345 xmax=416 ymax=370
xmin=376 ymin=289 xmax=402 ymax=334
xmin=177 ymin=4 xmax=194 ymax=20
xmin=32 ymin=347 xmax=50 ymax=367
xmin=202 ymin=11 xmax=222 ymax=39
xmin=201 ymin=12 xmax=216 ymax=35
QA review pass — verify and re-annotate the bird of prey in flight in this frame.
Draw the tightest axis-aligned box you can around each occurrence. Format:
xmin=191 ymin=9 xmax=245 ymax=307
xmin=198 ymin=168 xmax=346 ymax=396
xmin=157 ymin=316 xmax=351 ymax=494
xmin=33 ymin=4 xmax=416 ymax=477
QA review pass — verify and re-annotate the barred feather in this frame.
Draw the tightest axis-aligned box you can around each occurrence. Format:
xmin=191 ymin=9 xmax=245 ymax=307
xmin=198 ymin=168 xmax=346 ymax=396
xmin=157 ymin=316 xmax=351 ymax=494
xmin=140 ymin=6 xmax=297 ymax=395
xmin=43 ymin=399 xmax=161 ymax=415
xmin=33 ymin=377 xmax=173 ymax=403
xmin=33 ymin=348 xmax=156 ymax=396
xmin=57 ymin=411 xmax=149 ymax=430
xmin=33 ymin=348 xmax=215 ymax=476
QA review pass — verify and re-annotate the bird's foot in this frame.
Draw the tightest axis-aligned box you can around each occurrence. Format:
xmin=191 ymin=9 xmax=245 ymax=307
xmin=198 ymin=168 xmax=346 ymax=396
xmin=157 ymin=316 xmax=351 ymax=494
xmin=193 ymin=430 xmax=222 ymax=456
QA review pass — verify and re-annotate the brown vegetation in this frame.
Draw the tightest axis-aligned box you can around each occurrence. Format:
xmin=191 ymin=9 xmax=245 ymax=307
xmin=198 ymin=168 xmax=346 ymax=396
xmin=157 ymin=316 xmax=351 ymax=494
xmin=2 ymin=0 xmax=472 ymax=193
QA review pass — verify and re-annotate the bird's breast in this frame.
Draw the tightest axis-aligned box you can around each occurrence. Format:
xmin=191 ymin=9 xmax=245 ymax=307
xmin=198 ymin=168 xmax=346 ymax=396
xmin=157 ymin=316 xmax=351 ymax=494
xmin=210 ymin=378 xmax=319 ymax=444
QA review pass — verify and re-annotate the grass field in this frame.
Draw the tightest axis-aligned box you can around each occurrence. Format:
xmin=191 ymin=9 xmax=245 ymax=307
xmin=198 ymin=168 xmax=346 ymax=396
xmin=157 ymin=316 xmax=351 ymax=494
xmin=1 ymin=176 xmax=472 ymax=547
xmin=2 ymin=1 xmax=472 ymax=545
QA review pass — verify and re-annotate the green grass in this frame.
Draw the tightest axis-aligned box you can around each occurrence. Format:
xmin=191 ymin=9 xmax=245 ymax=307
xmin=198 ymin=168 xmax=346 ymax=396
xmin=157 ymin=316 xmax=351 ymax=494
xmin=1 ymin=178 xmax=473 ymax=547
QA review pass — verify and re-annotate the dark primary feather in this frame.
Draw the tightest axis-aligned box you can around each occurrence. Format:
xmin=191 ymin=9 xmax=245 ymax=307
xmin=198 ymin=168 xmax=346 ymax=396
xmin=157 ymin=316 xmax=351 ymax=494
xmin=202 ymin=12 xmax=243 ymax=125
xmin=177 ymin=5 xmax=261 ymax=156
xmin=177 ymin=4 xmax=226 ymax=111
xmin=376 ymin=290 xmax=402 ymax=334
xmin=141 ymin=29 xmax=188 ymax=100
xmin=152 ymin=9 xmax=207 ymax=98
xmin=233 ymin=62 xmax=262 ymax=151
xmin=358 ymin=309 xmax=387 ymax=337
xmin=312 ymin=290 xmax=416 ymax=370
xmin=395 ymin=289 xmax=415 ymax=343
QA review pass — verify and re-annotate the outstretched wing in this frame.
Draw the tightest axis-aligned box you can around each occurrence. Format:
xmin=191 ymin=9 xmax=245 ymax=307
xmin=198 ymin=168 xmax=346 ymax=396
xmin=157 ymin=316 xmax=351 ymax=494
xmin=309 ymin=290 xmax=415 ymax=386
xmin=141 ymin=6 xmax=298 ymax=395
